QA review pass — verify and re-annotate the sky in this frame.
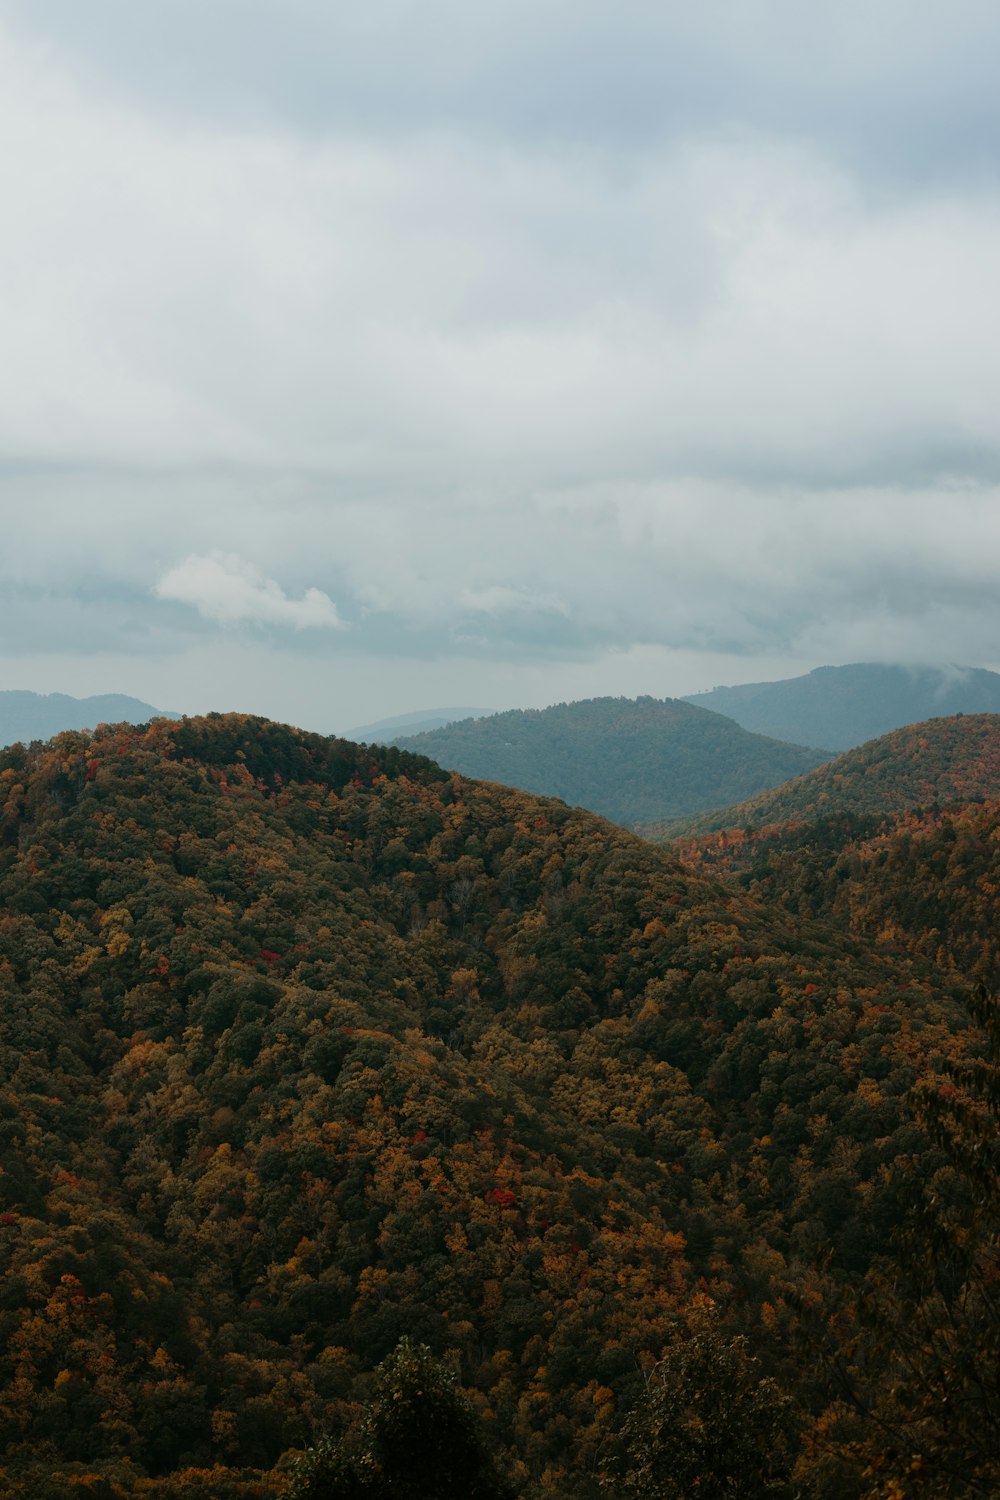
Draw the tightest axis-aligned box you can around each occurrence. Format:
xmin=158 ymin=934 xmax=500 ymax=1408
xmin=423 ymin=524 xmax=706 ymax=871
xmin=2 ymin=1 xmax=1000 ymax=735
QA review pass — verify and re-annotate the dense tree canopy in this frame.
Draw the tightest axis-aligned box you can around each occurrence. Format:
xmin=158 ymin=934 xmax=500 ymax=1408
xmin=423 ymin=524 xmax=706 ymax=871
xmin=393 ymin=696 xmax=828 ymax=827
xmin=0 ymin=712 xmax=992 ymax=1495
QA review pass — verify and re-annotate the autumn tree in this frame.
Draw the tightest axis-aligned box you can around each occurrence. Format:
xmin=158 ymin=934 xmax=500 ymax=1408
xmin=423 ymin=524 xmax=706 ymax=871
xmin=606 ymin=1299 xmax=795 ymax=1499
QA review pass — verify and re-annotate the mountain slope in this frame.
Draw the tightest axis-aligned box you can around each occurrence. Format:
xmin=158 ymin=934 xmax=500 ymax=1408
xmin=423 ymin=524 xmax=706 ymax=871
xmin=0 ymin=689 xmax=176 ymax=747
xmin=344 ymin=706 xmax=492 ymax=740
xmin=393 ymin=695 xmax=830 ymax=826
xmin=0 ymin=713 xmax=982 ymax=1495
xmin=683 ymin=662 xmax=1000 ymax=750
xmin=659 ymin=713 xmax=1000 ymax=840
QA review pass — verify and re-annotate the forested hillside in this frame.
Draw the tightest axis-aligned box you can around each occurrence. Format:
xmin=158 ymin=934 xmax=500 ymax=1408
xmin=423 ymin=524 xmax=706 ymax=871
xmin=0 ymin=715 xmax=994 ymax=1496
xmin=683 ymin=662 xmax=1000 ymax=750
xmin=657 ymin=713 xmax=1000 ymax=839
xmin=392 ymin=696 xmax=829 ymax=827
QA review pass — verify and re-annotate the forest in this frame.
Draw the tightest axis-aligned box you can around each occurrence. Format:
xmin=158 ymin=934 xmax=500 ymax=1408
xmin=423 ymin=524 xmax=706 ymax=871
xmin=0 ymin=712 xmax=996 ymax=1496
xmin=392 ymin=696 xmax=828 ymax=827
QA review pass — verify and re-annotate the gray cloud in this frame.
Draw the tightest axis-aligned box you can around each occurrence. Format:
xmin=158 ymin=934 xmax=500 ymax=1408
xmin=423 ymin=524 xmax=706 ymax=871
xmin=4 ymin=1 xmax=1000 ymax=185
xmin=1 ymin=6 xmax=999 ymax=726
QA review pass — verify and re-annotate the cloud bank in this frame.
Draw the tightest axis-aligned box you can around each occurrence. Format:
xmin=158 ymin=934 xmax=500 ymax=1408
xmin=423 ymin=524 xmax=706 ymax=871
xmin=154 ymin=553 xmax=343 ymax=630
xmin=1 ymin=5 xmax=998 ymax=725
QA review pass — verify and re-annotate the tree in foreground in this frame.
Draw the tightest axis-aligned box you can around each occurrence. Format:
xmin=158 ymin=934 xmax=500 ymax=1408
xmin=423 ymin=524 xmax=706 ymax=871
xmin=608 ymin=1298 xmax=795 ymax=1499
xmin=288 ymin=1338 xmax=513 ymax=1500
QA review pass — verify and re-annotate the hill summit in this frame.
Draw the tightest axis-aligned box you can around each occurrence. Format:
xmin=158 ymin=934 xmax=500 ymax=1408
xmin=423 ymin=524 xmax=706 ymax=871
xmin=660 ymin=712 xmax=1000 ymax=839
xmin=392 ymin=695 xmax=829 ymax=826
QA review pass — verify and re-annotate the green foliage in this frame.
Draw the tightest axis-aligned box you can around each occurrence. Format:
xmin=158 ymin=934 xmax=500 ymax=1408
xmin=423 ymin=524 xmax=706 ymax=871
xmin=291 ymin=1339 xmax=512 ymax=1499
xmin=608 ymin=1300 xmax=795 ymax=1498
xmin=394 ymin=696 xmax=828 ymax=828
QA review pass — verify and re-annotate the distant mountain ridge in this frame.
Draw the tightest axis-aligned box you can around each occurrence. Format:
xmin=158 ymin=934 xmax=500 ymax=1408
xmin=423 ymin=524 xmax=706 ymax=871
xmin=0 ymin=690 xmax=176 ymax=748
xmin=393 ymin=694 xmax=830 ymax=826
xmin=683 ymin=662 xmax=1000 ymax=750
xmin=345 ymin=706 xmax=493 ymax=741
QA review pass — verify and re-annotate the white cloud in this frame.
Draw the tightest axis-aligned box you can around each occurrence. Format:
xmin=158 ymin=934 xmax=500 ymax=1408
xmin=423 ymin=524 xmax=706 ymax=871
xmin=154 ymin=552 xmax=344 ymax=630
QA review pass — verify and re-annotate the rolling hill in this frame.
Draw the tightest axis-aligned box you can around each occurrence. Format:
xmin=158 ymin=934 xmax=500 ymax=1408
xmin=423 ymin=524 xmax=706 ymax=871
xmin=392 ymin=695 xmax=831 ymax=827
xmin=683 ymin=662 xmax=1000 ymax=751
xmin=657 ymin=713 xmax=1000 ymax=840
xmin=0 ymin=689 xmax=176 ymax=748
xmin=0 ymin=712 xmax=989 ymax=1496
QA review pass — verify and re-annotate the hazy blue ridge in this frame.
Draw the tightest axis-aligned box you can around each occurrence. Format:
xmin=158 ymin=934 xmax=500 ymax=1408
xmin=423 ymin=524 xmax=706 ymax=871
xmin=0 ymin=690 xmax=178 ymax=748
xmin=682 ymin=663 xmax=1000 ymax=752
xmin=393 ymin=694 xmax=830 ymax=827
xmin=344 ymin=706 xmax=494 ymax=741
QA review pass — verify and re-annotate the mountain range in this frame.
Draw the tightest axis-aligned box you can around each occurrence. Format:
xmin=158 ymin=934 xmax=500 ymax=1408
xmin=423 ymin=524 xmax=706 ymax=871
xmin=0 ymin=690 xmax=175 ymax=748
xmin=682 ymin=661 xmax=1000 ymax=750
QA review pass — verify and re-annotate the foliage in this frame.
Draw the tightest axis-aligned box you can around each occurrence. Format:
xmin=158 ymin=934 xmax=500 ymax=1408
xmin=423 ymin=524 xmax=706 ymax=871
xmin=606 ymin=1299 xmax=795 ymax=1499
xmin=657 ymin=713 xmax=1000 ymax=839
xmin=0 ymin=712 xmax=991 ymax=1494
xmin=811 ymin=986 xmax=1000 ymax=1498
xmin=289 ymin=1338 xmax=512 ymax=1499
xmin=393 ymin=696 xmax=828 ymax=828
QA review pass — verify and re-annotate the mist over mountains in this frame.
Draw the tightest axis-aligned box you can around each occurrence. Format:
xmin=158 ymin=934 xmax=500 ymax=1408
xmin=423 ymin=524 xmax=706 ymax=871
xmin=683 ymin=662 xmax=1000 ymax=751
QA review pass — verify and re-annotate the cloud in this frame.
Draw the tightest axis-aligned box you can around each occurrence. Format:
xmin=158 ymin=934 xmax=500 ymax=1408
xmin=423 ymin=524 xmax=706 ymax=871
xmin=2 ymin=9 xmax=1000 ymax=727
xmin=5 ymin=0 xmax=1000 ymax=187
xmin=154 ymin=552 xmax=344 ymax=630
xmin=458 ymin=585 xmax=569 ymax=617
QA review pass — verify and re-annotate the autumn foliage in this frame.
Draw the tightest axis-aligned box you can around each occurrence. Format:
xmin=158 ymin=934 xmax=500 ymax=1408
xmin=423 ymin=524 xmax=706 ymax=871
xmin=0 ymin=712 xmax=994 ymax=1494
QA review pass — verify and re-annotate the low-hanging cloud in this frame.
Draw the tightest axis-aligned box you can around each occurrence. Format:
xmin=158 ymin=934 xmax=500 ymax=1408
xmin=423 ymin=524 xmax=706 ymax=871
xmin=154 ymin=552 xmax=345 ymax=630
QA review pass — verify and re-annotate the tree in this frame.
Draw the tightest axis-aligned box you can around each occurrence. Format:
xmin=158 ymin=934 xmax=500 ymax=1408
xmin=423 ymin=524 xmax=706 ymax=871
xmin=608 ymin=1298 xmax=795 ymax=1499
xmin=288 ymin=1338 xmax=513 ymax=1500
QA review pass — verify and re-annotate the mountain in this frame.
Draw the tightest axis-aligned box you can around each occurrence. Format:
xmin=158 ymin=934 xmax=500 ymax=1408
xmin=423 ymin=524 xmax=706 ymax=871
xmin=0 ymin=712 xmax=987 ymax=1496
xmin=708 ymin=796 xmax=1000 ymax=991
xmin=683 ymin=662 xmax=1000 ymax=750
xmin=0 ymin=689 xmax=176 ymax=747
xmin=659 ymin=713 xmax=1000 ymax=841
xmin=344 ymin=706 xmax=493 ymax=741
xmin=392 ymin=695 xmax=831 ymax=827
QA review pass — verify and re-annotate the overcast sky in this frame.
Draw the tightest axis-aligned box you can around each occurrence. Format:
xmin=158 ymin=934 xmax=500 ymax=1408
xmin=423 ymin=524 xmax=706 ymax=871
xmin=2 ymin=1 xmax=999 ymax=733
